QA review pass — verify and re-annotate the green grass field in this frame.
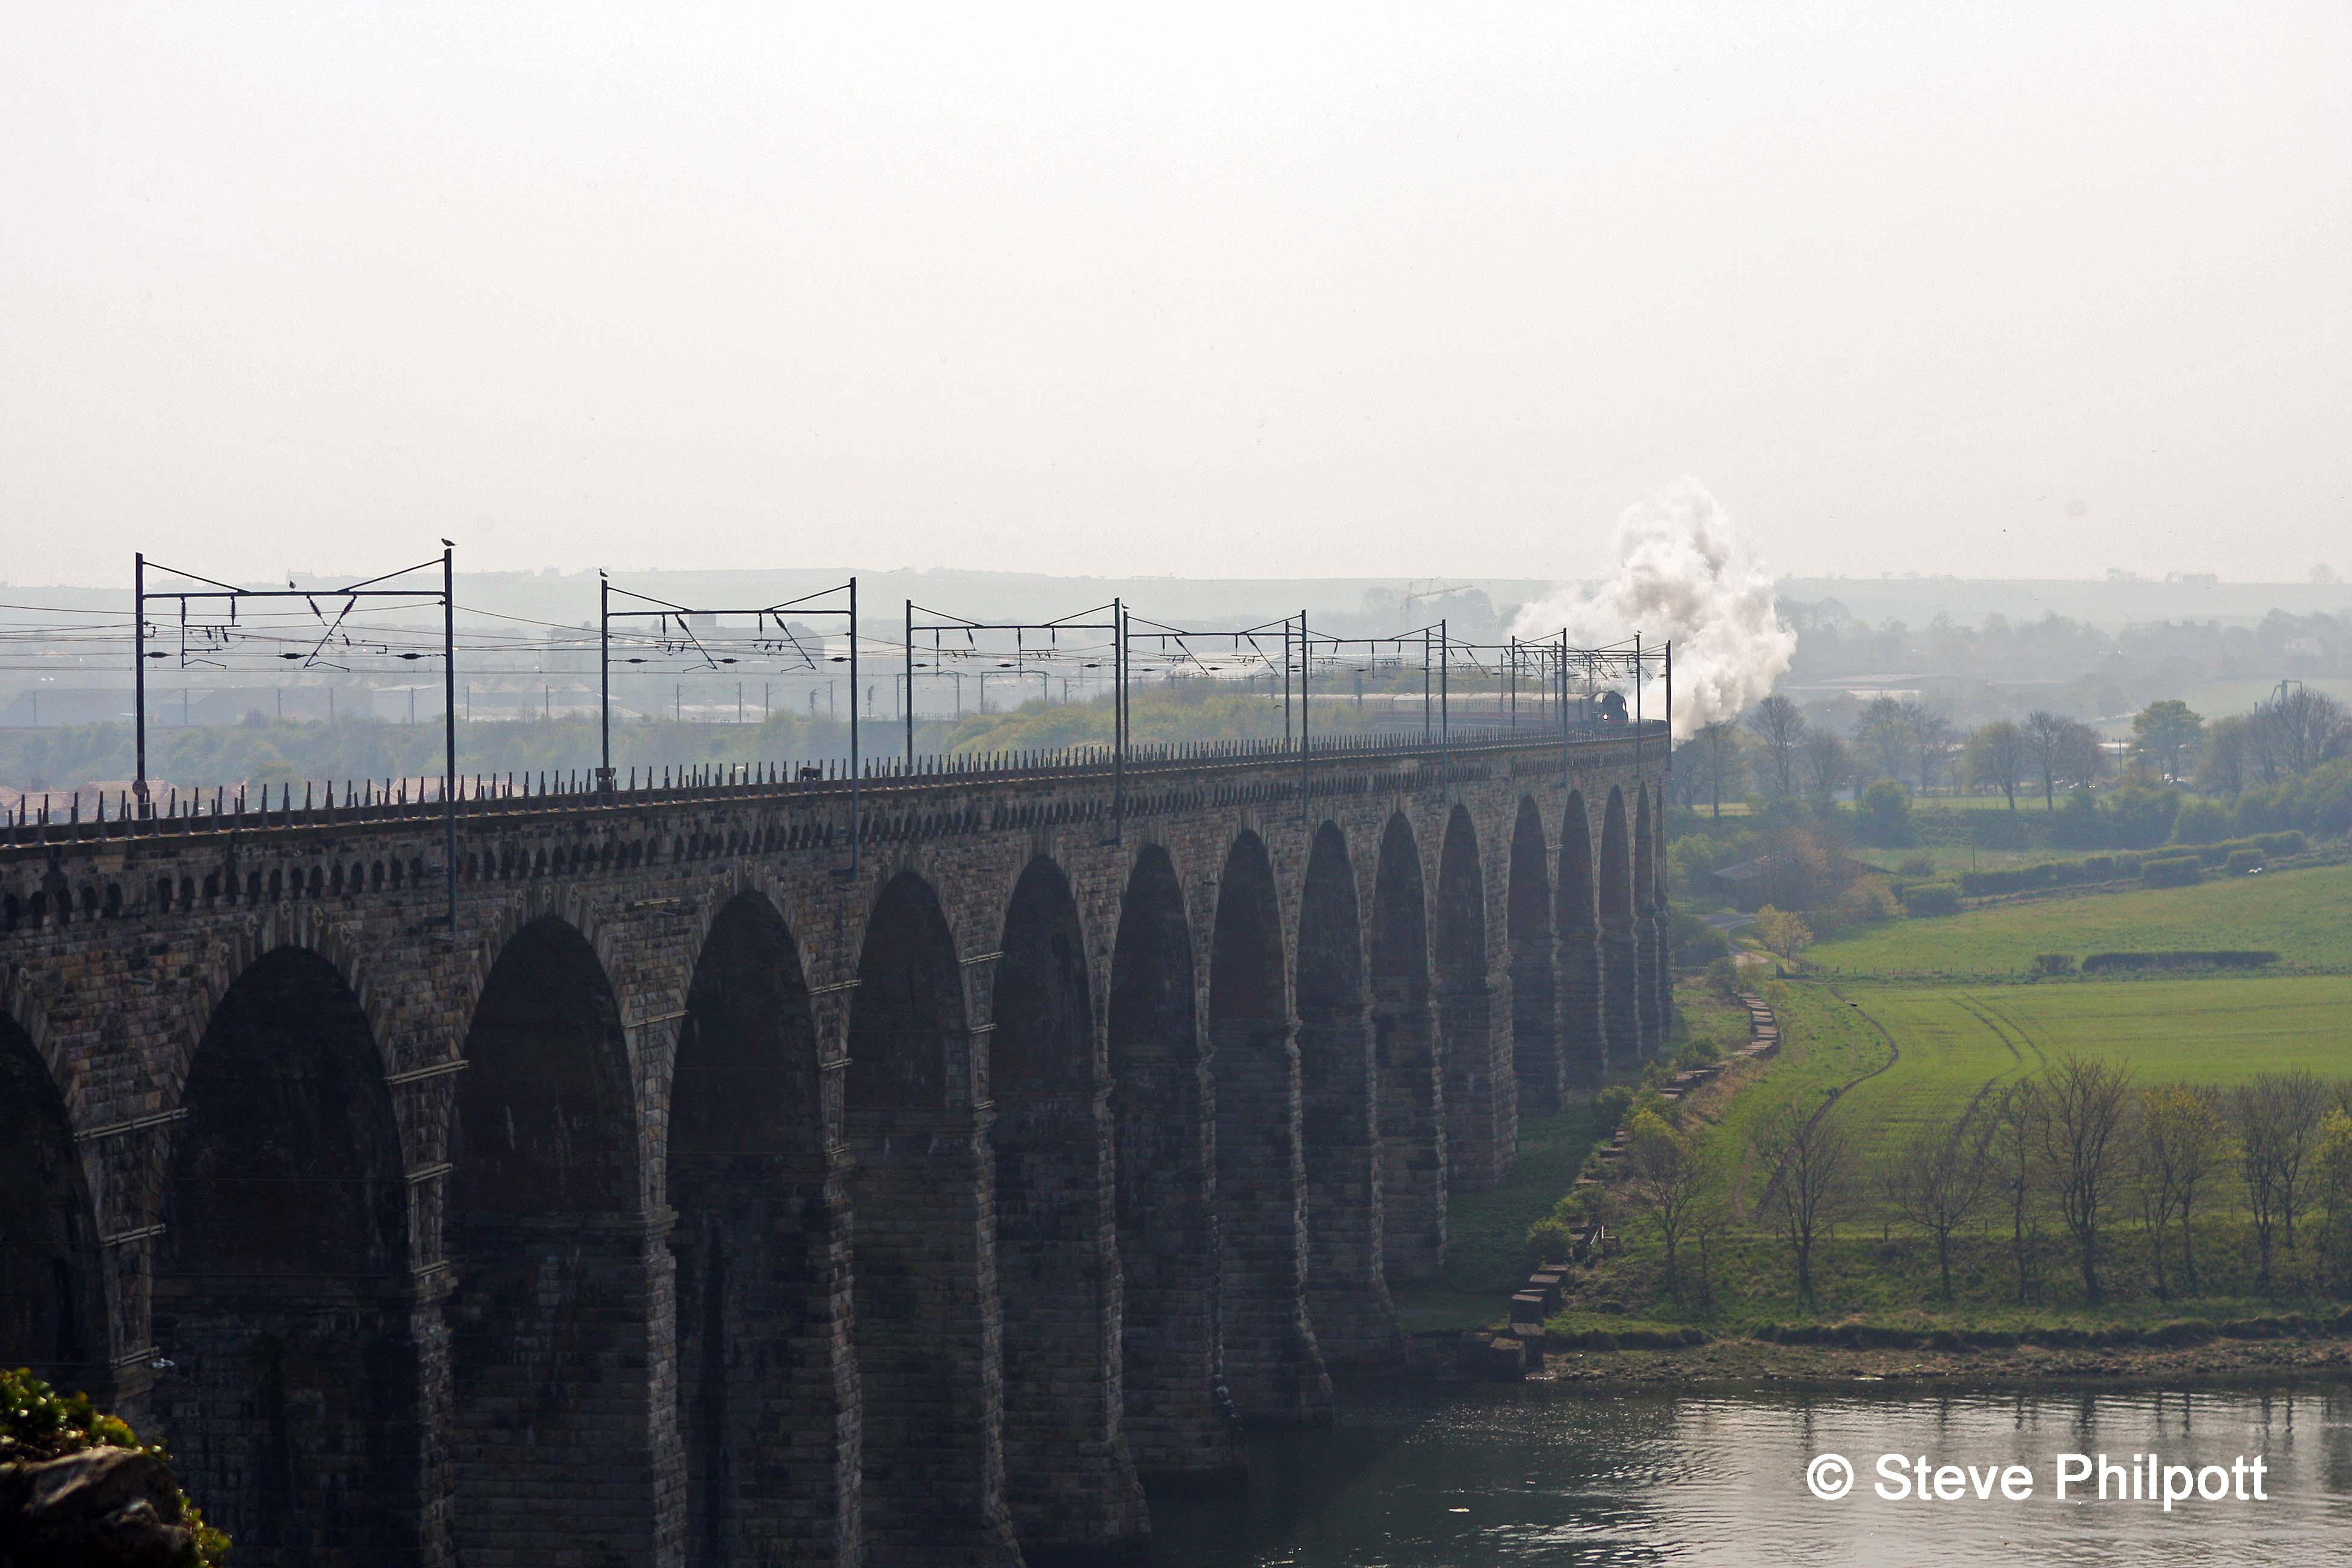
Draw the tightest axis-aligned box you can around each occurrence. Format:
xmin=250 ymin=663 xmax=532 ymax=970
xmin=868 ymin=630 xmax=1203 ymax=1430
xmin=1579 ymin=972 xmax=2352 ymax=1322
xmin=1832 ymin=976 xmax=2352 ymax=1155
xmin=1805 ymin=861 xmax=2352 ymax=977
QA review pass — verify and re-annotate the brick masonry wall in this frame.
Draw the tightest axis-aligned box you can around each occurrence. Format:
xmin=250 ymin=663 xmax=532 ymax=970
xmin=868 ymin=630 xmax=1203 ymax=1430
xmin=0 ymin=732 xmax=1663 ymax=1564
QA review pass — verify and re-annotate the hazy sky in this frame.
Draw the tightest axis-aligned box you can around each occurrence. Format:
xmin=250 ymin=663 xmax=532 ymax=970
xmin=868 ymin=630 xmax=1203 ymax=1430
xmin=4 ymin=4 xmax=2347 ymax=587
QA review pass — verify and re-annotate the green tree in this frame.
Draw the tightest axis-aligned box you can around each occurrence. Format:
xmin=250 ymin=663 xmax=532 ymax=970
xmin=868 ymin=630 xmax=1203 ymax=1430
xmin=2313 ymin=1106 xmax=2352 ymax=1288
xmin=1855 ymin=777 xmax=1914 ymax=847
xmin=2196 ymin=714 xmax=2252 ymax=797
xmin=1622 ymin=1108 xmax=1710 ymax=1297
xmin=2132 ymin=699 xmax=2204 ymax=783
xmin=1751 ymin=905 xmax=1812 ymax=965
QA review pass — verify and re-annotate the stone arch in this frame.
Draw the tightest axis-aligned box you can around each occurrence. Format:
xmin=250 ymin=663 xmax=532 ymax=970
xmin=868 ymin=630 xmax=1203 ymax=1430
xmin=450 ymin=916 xmax=673 ymax=1567
xmin=993 ymin=857 xmax=1147 ymax=1560
xmin=1645 ymin=783 xmax=1675 ymax=1044
xmin=847 ymin=871 xmax=1020 ymax=1566
xmin=1105 ymin=844 xmax=1232 ymax=1480
xmin=155 ymin=945 xmax=428 ymax=1566
xmin=1208 ymin=830 xmax=1330 ymax=1423
xmin=1599 ymin=785 xmax=1642 ymax=1063
xmin=1370 ymin=814 xmax=1443 ymax=1281
xmin=1507 ymin=797 xmax=1561 ymax=1114
xmin=1634 ymin=785 xmax=1664 ymax=1050
xmin=1435 ymin=804 xmax=1509 ymax=1189
xmin=1295 ymin=822 xmax=1399 ymax=1368
xmin=0 ymin=1010 xmax=106 ymax=1397
xmin=670 ymin=890 xmax=853 ymax=1567
xmin=1558 ymin=790 xmax=1604 ymax=1086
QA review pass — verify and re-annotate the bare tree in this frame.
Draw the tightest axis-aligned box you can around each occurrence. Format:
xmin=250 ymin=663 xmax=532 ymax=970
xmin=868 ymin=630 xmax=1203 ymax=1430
xmin=1878 ymin=1105 xmax=1995 ymax=1301
xmin=1967 ymin=720 xmax=2027 ymax=810
xmin=2233 ymin=1070 xmax=2328 ymax=1291
xmin=1855 ymin=694 xmax=1912 ymax=783
xmin=2020 ymin=711 xmax=2100 ymax=809
xmin=1901 ymin=700 xmax=1956 ymax=795
xmin=2137 ymin=1083 xmax=2228 ymax=1293
xmin=2039 ymin=1053 xmax=2134 ymax=1301
xmin=1701 ymin=720 xmax=1742 ymax=818
xmin=1798 ymin=730 xmax=1850 ymax=804
xmin=1989 ymin=1080 xmax=2045 ymax=1302
xmin=1676 ymin=721 xmax=1743 ymax=818
xmin=1753 ymin=1098 xmax=1859 ymax=1307
xmin=2250 ymin=688 xmax=2350 ymax=780
xmin=1745 ymin=694 xmax=1805 ymax=796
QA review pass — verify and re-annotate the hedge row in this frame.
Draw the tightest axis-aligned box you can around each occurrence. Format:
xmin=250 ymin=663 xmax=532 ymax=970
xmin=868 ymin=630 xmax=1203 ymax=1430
xmin=2078 ymin=949 xmax=2279 ymax=972
xmin=1901 ymin=881 xmax=1962 ymax=916
xmin=1955 ymin=831 xmax=2307 ymax=897
xmin=2140 ymin=853 xmax=2202 ymax=889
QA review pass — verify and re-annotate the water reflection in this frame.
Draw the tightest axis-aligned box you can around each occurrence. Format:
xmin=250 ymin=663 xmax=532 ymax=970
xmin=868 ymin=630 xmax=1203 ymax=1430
xmin=1147 ymin=1379 xmax=2352 ymax=1566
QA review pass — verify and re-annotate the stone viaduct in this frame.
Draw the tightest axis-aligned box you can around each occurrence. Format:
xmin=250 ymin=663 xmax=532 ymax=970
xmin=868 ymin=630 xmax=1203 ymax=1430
xmin=0 ymin=724 xmax=1670 ymax=1567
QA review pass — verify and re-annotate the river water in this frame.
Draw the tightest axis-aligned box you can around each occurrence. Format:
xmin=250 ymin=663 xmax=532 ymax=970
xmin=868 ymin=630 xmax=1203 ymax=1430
xmin=1149 ymin=1377 xmax=2352 ymax=1566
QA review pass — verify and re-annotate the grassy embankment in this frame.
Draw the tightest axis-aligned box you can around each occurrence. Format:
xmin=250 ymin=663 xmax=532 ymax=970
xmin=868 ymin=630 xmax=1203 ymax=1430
xmin=1388 ymin=985 xmax=1754 ymax=1333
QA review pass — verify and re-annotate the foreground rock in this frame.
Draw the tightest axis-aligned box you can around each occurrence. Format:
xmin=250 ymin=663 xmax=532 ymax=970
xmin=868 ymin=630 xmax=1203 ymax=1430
xmin=0 ymin=1446 xmax=195 ymax=1567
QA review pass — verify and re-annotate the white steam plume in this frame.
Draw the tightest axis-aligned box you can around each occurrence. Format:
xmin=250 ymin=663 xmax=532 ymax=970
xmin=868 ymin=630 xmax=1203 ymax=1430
xmin=1509 ymin=479 xmax=1793 ymax=740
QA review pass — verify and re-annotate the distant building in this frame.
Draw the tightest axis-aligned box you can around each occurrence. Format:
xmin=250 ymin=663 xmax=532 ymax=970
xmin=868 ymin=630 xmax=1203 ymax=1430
xmin=1705 ymin=848 xmax=1879 ymax=913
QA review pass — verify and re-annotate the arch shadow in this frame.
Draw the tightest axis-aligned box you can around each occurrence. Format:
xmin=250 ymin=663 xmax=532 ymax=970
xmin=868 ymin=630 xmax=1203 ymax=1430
xmin=1370 ymin=815 xmax=1443 ymax=1282
xmin=847 ymin=871 xmax=1021 ymax=1565
xmin=1435 ymin=805 xmax=1510 ymax=1190
xmin=0 ymin=1014 xmax=106 ymax=1398
xmin=670 ymin=890 xmax=852 ymax=1567
xmin=1599 ymin=786 xmax=1642 ymax=1063
xmin=450 ymin=916 xmax=669 ymax=1566
xmin=1107 ymin=846 xmax=1236 ymax=1481
xmin=1506 ymin=797 xmax=1561 ymax=1114
xmin=1558 ymin=790 xmax=1605 ymax=1086
xmin=1296 ymin=823 xmax=1400 ymax=1368
xmin=995 ymin=857 xmax=1147 ymax=1558
xmin=156 ymin=946 xmax=424 ymax=1566
xmin=1209 ymin=831 xmax=1330 ymax=1424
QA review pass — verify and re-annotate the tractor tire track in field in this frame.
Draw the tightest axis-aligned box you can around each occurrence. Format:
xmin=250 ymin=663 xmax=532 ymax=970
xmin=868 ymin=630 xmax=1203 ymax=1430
xmin=1949 ymin=993 xmax=2037 ymax=1119
xmin=1808 ymin=984 xmax=1901 ymax=1133
xmin=1970 ymin=994 xmax=2053 ymax=1072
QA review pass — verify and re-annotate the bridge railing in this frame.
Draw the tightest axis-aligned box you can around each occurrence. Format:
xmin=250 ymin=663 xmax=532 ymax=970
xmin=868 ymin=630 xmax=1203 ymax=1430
xmin=0 ymin=719 xmax=1667 ymax=851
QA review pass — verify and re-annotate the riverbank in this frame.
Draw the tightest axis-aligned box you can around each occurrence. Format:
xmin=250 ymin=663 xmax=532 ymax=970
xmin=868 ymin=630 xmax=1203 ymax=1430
xmin=1529 ymin=1329 xmax=2352 ymax=1390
